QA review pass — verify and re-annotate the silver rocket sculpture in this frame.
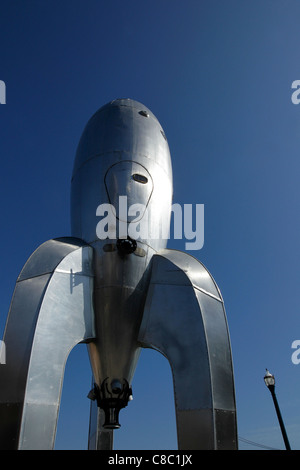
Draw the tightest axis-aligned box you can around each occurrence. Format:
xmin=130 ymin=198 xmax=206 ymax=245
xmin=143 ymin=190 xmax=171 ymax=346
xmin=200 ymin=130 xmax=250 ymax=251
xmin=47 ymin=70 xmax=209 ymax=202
xmin=0 ymin=99 xmax=237 ymax=450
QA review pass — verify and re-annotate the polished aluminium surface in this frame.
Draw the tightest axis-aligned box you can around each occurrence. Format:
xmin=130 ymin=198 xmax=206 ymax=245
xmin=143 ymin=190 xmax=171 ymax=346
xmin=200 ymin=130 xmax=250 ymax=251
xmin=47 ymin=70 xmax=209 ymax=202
xmin=0 ymin=99 xmax=237 ymax=449
xmin=0 ymin=238 xmax=95 ymax=449
xmin=71 ymin=99 xmax=173 ymax=409
xmin=72 ymin=99 xmax=237 ymax=449
xmin=138 ymin=250 xmax=237 ymax=449
xmin=88 ymin=404 xmax=114 ymax=450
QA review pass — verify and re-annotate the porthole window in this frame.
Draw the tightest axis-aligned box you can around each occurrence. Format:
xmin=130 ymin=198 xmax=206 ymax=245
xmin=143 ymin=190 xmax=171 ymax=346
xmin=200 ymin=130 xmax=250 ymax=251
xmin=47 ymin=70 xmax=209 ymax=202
xmin=132 ymin=173 xmax=148 ymax=184
xmin=139 ymin=110 xmax=149 ymax=117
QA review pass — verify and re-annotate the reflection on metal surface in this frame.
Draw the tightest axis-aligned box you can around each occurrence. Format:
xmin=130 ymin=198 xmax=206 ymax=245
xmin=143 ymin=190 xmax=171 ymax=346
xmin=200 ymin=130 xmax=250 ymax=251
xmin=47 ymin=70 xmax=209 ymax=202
xmin=138 ymin=250 xmax=237 ymax=449
xmin=0 ymin=238 xmax=95 ymax=450
xmin=103 ymin=243 xmax=117 ymax=252
xmin=0 ymin=99 xmax=237 ymax=450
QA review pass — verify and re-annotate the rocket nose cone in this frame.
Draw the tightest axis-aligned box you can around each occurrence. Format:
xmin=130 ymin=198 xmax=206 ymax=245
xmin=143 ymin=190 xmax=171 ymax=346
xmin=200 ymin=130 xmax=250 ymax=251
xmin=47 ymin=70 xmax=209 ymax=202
xmin=71 ymin=98 xmax=173 ymax=245
xmin=72 ymin=98 xmax=171 ymax=178
xmin=108 ymin=98 xmax=156 ymax=118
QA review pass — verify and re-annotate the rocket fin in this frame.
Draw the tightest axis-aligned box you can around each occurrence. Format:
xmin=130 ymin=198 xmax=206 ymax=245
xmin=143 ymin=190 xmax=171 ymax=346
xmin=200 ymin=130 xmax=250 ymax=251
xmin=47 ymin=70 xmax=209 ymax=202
xmin=138 ymin=249 xmax=237 ymax=450
xmin=0 ymin=237 xmax=95 ymax=449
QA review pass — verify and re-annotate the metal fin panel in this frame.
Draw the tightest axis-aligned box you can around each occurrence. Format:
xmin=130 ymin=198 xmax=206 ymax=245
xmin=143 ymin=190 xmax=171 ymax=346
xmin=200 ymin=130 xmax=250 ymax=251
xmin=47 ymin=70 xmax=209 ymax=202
xmin=138 ymin=249 xmax=237 ymax=450
xmin=0 ymin=238 xmax=95 ymax=450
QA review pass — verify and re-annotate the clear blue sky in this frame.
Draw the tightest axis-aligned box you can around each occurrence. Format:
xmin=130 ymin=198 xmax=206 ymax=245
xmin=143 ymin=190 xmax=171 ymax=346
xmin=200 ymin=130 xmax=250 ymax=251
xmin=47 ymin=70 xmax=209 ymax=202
xmin=1 ymin=0 xmax=300 ymax=450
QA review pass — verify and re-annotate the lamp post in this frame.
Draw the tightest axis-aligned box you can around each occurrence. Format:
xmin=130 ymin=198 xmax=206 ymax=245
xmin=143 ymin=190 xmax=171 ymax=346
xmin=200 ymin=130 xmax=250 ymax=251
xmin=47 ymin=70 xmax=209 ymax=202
xmin=264 ymin=369 xmax=291 ymax=450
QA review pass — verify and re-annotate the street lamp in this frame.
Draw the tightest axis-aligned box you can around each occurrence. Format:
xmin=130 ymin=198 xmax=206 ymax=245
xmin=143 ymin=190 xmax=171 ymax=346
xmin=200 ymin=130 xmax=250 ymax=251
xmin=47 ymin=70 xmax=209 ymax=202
xmin=264 ymin=369 xmax=291 ymax=450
